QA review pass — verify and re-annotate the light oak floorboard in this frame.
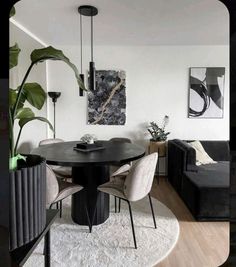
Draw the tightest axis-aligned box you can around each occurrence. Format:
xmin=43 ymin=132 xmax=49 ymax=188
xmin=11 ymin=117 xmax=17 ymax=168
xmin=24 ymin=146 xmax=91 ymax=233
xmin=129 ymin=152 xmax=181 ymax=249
xmin=150 ymin=177 xmax=229 ymax=267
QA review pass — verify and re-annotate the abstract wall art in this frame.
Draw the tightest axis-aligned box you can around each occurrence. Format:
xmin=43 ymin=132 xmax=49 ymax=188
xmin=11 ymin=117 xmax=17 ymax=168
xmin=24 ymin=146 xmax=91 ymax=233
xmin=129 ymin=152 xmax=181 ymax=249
xmin=188 ymin=67 xmax=225 ymax=118
xmin=88 ymin=70 xmax=126 ymax=125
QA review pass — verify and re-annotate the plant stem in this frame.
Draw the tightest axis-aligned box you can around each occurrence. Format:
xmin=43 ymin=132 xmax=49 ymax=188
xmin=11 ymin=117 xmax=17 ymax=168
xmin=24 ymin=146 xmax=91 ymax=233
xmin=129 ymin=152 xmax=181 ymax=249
xmin=9 ymin=107 xmax=14 ymax=157
xmin=12 ymin=62 xmax=34 ymax=120
xmin=14 ymin=127 xmax=23 ymax=155
xmin=11 ymin=61 xmax=36 ymax=157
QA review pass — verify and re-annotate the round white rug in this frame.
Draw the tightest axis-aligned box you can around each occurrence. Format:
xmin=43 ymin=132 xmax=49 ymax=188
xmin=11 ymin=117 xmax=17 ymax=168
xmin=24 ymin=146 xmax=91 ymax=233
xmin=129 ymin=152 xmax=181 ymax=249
xmin=25 ymin=196 xmax=179 ymax=267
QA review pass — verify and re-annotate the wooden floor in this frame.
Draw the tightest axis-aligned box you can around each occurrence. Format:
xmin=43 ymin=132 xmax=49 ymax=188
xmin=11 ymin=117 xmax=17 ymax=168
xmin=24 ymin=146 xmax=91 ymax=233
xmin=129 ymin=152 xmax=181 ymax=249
xmin=150 ymin=177 xmax=229 ymax=267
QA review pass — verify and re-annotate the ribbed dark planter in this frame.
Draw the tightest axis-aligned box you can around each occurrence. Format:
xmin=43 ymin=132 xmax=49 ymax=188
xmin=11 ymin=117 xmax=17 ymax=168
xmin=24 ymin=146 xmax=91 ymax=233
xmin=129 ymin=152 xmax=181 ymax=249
xmin=9 ymin=154 xmax=46 ymax=251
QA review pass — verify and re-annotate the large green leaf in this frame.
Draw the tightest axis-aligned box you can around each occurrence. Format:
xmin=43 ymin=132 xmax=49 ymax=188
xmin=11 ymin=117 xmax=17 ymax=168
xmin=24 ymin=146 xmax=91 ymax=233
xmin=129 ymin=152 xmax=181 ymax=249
xmin=11 ymin=83 xmax=46 ymax=111
xmin=19 ymin=116 xmax=54 ymax=131
xmin=30 ymin=46 xmax=86 ymax=91
xmin=9 ymin=89 xmax=17 ymax=108
xmin=10 ymin=88 xmax=26 ymax=110
xmin=10 ymin=43 xmax=21 ymax=69
xmin=15 ymin=107 xmax=35 ymax=119
xmin=20 ymin=83 xmax=46 ymax=110
xmin=10 ymin=6 xmax=15 ymax=18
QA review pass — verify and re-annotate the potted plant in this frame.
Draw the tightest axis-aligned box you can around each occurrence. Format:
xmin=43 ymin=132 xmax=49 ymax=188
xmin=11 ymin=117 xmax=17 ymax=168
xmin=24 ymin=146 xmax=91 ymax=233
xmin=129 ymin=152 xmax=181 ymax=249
xmin=9 ymin=7 xmax=86 ymax=250
xmin=147 ymin=115 xmax=170 ymax=157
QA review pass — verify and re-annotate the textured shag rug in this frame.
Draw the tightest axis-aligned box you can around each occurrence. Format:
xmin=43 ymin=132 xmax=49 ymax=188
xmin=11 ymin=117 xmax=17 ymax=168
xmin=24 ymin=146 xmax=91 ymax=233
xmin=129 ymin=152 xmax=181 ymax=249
xmin=24 ymin=196 xmax=179 ymax=267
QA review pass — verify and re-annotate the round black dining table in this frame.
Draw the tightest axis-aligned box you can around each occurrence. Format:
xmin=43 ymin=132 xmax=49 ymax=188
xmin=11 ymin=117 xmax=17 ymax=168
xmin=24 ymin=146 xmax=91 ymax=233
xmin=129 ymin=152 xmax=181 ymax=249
xmin=31 ymin=140 xmax=145 ymax=226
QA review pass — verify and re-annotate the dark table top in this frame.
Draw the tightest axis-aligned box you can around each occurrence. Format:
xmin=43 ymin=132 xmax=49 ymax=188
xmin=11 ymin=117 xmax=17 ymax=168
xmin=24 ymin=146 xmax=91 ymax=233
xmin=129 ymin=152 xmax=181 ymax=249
xmin=31 ymin=140 xmax=145 ymax=167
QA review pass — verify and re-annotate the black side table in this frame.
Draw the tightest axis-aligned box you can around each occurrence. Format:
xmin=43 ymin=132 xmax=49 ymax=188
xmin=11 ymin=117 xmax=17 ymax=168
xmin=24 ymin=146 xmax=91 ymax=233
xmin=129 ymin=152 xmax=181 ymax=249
xmin=11 ymin=209 xmax=58 ymax=267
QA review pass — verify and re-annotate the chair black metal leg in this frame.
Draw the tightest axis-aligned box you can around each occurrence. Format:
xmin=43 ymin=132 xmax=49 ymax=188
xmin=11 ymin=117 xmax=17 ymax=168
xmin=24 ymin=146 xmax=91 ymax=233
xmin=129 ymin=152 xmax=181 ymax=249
xmin=56 ymin=202 xmax=59 ymax=209
xmin=115 ymin=196 xmax=117 ymax=213
xmin=59 ymin=200 xmax=62 ymax=218
xmin=118 ymin=198 xmax=121 ymax=213
xmin=127 ymin=201 xmax=137 ymax=249
xmin=148 ymin=193 xmax=157 ymax=229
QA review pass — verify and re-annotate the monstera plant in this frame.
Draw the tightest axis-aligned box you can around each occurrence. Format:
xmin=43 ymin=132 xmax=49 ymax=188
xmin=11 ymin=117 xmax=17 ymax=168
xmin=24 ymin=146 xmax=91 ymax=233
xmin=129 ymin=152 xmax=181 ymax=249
xmin=9 ymin=7 xmax=86 ymax=170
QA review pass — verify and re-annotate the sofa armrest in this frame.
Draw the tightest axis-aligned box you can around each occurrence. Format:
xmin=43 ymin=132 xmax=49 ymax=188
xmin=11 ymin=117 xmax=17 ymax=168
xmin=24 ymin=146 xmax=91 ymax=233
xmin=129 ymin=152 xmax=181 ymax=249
xmin=168 ymin=139 xmax=197 ymax=173
xmin=173 ymin=139 xmax=196 ymax=166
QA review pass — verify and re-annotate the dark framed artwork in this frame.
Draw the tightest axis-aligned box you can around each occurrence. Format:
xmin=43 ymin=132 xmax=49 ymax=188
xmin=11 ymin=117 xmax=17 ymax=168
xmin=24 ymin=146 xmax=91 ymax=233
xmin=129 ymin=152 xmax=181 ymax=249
xmin=88 ymin=70 xmax=126 ymax=125
xmin=188 ymin=67 xmax=225 ymax=118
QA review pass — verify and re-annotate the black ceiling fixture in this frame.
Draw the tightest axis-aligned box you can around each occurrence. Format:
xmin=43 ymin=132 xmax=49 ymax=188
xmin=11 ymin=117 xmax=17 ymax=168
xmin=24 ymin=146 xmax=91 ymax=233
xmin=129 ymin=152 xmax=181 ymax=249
xmin=78 ymin=5 xmax=98 ymax=95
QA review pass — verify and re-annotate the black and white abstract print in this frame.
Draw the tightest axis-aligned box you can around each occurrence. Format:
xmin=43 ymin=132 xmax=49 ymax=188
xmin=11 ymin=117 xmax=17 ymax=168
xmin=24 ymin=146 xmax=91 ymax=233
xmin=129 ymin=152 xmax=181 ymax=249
xmin=188 ymin=67 xmax=225 ymax=118
xmin=88 ymin=70 xmax=126 ymax=125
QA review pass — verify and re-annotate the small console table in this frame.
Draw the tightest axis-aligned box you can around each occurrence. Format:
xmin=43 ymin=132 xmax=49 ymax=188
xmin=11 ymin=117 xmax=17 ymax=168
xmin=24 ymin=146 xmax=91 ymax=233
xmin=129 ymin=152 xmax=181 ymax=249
xmin=148 ymin=142 xmax=168 ymax=184
xmin=11 ymin=209 xmax=58 ymax=267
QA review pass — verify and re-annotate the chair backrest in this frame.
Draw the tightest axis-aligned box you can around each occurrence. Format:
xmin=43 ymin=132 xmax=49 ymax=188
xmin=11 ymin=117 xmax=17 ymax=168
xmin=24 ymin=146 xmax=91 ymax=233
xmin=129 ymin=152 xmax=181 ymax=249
xmin=109 ymin=137 xmax=131 ymax=143
xmin=46 ymin=165 xmax=59 ymax=205
xmin=124 ymin=153 xmax=158 ymax=202
xmin=39 ymin=138 xmax=64 ymax=146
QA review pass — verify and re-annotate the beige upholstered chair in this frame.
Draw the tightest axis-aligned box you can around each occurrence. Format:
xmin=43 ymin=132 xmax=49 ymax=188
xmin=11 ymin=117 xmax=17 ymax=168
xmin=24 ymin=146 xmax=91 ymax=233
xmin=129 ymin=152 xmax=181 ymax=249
xmin=39 ymin=138 xmax=64 ymax=146
xmin=46 ymin=165 xmax=83 ymax=209
xmin=39 ymin=138 xmax=72 ymax=179
xmin=44 ymin=165 xmax=90 ymax=254
xmin=109 ymin=137 xmax=132 ymax=212
xmin=39 ymin=138 xmax=72 ymax=217
xmin=97 ymin=153 xmax=158 ymax=249
xmin=109 ymin=137 xmax=132 ymax=144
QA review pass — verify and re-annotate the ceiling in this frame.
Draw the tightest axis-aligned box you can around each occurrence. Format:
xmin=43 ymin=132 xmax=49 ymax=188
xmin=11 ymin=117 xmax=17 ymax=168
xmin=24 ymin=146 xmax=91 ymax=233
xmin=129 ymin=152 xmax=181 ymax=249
xmin=13 ymin=0 xmax=229 ymax=46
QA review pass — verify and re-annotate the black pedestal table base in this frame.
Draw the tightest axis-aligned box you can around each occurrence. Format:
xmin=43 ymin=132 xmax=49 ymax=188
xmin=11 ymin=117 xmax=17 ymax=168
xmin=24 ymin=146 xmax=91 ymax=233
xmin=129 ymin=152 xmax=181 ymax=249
xmin=71 ymin=165 xmax=110 ymax=226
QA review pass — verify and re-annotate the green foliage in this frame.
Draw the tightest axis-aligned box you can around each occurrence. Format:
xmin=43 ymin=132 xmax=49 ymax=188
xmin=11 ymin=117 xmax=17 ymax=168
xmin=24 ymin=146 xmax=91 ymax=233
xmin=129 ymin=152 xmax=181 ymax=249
xmin=18 ymin=83 xmax=46 ymax=110
xmin=147 ymin=116 xmax=170 ymax=141
xmin=9 ymin=7 xmax=86 ymax=162
xmin=15 ymin=107 xmax=34 ymax=119
xmin=19 ymin=117 xmax=54 ymax=130
xmin=30 ymin=46 xmax=86 ymax=91
xmin=10 ymin=6 xmax=15 ymax=18
xmin=10 ymin=43 xmax=21 ymax=69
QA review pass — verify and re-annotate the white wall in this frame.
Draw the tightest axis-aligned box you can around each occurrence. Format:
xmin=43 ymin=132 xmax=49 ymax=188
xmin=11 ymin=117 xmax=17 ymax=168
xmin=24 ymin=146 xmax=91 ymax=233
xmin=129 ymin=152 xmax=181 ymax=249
xmin=47 ymin=45 xmax=229 ymax=149
xmin=10 ymin=23 xmax=48 ymax=153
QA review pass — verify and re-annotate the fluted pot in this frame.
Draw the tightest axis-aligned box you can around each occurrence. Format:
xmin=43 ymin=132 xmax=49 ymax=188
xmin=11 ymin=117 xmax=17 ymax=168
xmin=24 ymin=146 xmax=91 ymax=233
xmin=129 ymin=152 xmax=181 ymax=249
xmin=9 ymin=154 xmax=46 ymax=251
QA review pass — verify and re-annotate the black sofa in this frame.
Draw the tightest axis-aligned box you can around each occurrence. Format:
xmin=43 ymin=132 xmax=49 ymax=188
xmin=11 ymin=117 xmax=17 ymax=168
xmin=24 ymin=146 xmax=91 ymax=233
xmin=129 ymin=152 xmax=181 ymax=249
xmin=168 ymin=139 xmax=230 ymax=221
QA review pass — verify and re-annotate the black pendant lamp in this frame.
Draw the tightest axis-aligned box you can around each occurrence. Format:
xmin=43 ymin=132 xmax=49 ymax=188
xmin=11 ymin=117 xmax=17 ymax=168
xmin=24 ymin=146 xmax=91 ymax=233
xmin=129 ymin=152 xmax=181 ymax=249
xmin=78 ymin=5 xmax=98 ymax=92
xmin=79 ymin=9 xmax=84 ymax=96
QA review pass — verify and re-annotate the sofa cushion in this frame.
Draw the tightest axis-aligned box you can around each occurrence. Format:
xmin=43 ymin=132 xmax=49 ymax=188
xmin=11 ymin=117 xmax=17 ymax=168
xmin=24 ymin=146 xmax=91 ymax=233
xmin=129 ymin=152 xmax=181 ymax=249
xmin=184 ymin=161 xmax=229 ymax=188
xmin=182 ymin=171 xmax=229 ymax=220
xmin=200 ymin=141 xmax=230 ymax=161
xmin=189 ymin=140 xmax=217 ymax=166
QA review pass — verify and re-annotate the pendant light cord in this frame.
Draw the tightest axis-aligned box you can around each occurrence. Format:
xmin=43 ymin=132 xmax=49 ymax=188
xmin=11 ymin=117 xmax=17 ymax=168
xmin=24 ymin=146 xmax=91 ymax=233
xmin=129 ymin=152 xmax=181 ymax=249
xmin=91 ymin=10 xmax=94 ymax=62
xmin=80 ymin=13 xmax=83 ymax=73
